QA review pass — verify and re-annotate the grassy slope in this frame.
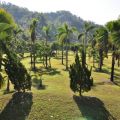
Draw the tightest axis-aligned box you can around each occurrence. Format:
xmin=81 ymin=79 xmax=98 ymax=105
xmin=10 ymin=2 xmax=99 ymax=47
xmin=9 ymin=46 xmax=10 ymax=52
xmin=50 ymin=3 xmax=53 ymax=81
xmin=0 ymin=52 xmax=120 ymax=120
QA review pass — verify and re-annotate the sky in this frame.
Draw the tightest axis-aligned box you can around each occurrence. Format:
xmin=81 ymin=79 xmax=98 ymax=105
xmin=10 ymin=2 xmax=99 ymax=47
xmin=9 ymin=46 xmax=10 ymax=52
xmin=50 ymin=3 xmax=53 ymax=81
xmin=0 ymin=0 xmax=120 ymax=25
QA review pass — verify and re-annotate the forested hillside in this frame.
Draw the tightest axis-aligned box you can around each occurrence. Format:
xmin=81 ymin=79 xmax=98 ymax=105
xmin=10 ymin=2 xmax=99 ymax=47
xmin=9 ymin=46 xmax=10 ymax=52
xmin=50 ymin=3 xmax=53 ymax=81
xmin=0 ymin=2 xmax=95 ymax=41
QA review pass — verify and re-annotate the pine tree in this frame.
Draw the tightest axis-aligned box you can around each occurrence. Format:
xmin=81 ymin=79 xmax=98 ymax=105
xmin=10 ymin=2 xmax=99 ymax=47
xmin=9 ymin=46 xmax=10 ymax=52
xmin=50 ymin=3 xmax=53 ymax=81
xmin=69 ymin=53 xmax=93 ymax=96
xmin=2 ymin=42 xmax=31 ymax=92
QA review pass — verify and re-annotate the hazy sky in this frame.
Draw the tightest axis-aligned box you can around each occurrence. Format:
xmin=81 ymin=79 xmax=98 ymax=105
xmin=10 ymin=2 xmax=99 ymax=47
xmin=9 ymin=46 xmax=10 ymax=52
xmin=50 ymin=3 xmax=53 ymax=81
xmin=0 ymin=0 xmax=120 ymax=25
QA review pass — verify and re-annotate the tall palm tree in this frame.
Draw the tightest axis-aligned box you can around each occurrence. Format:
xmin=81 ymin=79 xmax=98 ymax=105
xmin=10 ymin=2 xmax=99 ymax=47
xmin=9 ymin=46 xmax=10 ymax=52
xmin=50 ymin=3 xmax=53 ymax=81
xmin=30 ymin=19 xmax=37 ymax=70
xmin=78 ymin=22 xmax=95 ymax=66
xmin=56 ymin=31 xmax=66 ymax=65
xmin=58 ymin=23 xmax=75 ymax=70
xmin=42 ymin=25 xmax=50 ymax=68
xmin=106 ymin=20 xmax=120 ymax=82
xmin=95 ymin=26 xmax=108 ymax=71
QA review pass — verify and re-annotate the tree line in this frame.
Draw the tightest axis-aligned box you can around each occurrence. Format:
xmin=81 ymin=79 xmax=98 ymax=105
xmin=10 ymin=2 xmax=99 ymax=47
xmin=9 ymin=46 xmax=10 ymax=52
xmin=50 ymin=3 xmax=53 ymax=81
xmin=0 ymin=8 xmax=120 ymax=96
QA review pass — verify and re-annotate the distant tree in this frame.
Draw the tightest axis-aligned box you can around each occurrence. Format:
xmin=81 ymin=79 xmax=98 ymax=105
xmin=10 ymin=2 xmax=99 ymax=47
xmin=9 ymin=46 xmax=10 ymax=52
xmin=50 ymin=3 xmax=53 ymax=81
xmin=42 ymin=25 xmax=50 ymax=68
xmin=30 ymin=19 xmax=37 ymax=70
xmin=106 ymin=20 xmax=120 ymax=82
xmin=78 ymin=22 xmax=95 ymax=65
xmin=56 ymin=29 xmax=65 ymax=65
xmin=70 ymin=43 xmax=79 ymax=54
xmin=51 ymin=42 xmax=60 ymax=57
xmin=58 ymin=23 xmax=75 ymax=70
xmin=69 ymin=54 xmax=93 ymax=96
xmin=95 ymin=27 xmax=108 ymax=71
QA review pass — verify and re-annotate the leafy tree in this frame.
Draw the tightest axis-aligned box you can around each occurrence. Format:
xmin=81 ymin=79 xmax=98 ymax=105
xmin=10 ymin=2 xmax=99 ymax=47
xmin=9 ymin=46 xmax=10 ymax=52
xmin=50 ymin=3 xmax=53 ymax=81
xmin=69 ymin=53 xmax=93 ymax=96
xmin=95 ymin=27 xmax=108 ymax=71
xmin=51 ymin=41 xmax=60 ymax=57
xmin=30 ymin=19 xmax=37 ymax=70
xmin=106 ymin=20 xmax=120 ymax=82
xmin=78 ymin=22 xmax=95 ymax=65
xmin=56 ymin=29 xmax=65 ymax=65
xmin=0 ymin=8 xmax=16 ymax=91
xmin=42 ymin=25 xmax=50 ymax=68
xmin=2 ymin=41 xmax=31 ymax=92
xmin=58 ymin=23 xmax=75 ymax=70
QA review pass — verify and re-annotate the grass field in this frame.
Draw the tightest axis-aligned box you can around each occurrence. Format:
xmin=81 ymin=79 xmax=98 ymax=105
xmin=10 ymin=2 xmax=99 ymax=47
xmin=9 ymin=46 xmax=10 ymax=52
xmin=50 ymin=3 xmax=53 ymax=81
xmin=0 ymin=52 xmax=120 ymax=120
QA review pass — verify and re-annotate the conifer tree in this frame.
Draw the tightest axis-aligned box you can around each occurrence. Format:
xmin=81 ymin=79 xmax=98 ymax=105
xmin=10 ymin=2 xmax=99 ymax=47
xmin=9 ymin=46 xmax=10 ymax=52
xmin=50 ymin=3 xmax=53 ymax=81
xmin=69 ymin=53 xmax=93 ymax=96
xmin=2 ymin=42 xmax=31 ymax=92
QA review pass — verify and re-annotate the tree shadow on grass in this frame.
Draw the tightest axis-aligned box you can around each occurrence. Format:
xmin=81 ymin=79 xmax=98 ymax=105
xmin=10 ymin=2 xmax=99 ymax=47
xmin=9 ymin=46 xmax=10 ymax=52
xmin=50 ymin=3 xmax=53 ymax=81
xmin=0 ymin=92 xmax=33 ymax=120
xmin=36 ymin=67 xmax=61 ymax=76
xmin=73 ymin=95 xmax=116 ymax=120
xmin=32 ymin=77 xmax=47 ymax=90
xmin=113 ymin=80 xmax=120 ymax=87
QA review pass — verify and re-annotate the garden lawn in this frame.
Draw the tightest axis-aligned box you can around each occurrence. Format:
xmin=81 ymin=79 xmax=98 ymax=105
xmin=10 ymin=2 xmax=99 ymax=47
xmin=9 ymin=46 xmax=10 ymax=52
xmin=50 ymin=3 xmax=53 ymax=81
xmin=0 ymin=52 xmax=120 ymax=120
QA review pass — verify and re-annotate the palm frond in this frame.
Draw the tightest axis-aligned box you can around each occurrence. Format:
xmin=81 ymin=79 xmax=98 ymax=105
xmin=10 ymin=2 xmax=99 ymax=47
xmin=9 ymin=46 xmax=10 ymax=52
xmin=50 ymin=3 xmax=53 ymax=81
xmin=78 ymin=33 xmax=84 ymax=40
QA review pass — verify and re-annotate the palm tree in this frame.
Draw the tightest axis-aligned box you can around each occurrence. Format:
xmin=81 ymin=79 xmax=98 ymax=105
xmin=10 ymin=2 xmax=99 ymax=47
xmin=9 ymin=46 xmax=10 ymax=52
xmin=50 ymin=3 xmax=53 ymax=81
xmin=42 ymin=25 xmax=50 ymax=68
xmin=58 ymin=23 xmax=75 ymax=70
xmin=78 ymin=22 xmax=95 ymax=66
xmin=56 ymin=31 xmax=66 ymax=65
xmin=30 ymin=19 xmax=37 ymax=70
xmin=106 ymin=20 xmax=120 ymax=82
xmin=95 ymin=27 xmax=108 ymax=71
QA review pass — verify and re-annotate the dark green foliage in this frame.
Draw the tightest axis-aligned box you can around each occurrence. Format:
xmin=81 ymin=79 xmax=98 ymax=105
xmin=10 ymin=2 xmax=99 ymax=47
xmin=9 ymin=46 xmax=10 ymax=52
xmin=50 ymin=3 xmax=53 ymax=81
xmin=69 ymin=54 xmax=93 ymax=96
xmin=2 ymin=42 xmax=31 ymax=92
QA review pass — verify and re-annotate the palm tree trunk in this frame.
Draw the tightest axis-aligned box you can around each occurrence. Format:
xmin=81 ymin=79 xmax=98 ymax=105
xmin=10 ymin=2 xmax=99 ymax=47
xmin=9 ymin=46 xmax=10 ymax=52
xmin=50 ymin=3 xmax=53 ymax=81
xmin=33 ymin=53 xmax=36 ymax=70
xmin=66 ymin=43 xmax=68 ymax=70
xmin=45 ymin=55 xmax=48 ymax=68
xmin=33 ymin=42 xmax=36 ymax=70
xmin=93 ymin=57 xmax=95 ymax=67
xmin=30 ymin=42 xmax=33 ymax=69
xmin=62 ymin=42 xmax=64 ymax=65
xmin=0 ymin=53 xmax=2 ymax=71
xmin=110 ymin=45 xmax=115 ymax=82
xmin=84 ymin=33 xmax=87 ymax=65
xmin=79 ymin=85 xmax=82 ymax=96
xmin=118 ymin=56 xmax=120 ymax=67
xmin=49 ymin=57 xmax=51 ymax=68
xmin=6 ymin=78 xmax=10 ymax=92
xmin=99 ymin=49 xmax=103 ymax=71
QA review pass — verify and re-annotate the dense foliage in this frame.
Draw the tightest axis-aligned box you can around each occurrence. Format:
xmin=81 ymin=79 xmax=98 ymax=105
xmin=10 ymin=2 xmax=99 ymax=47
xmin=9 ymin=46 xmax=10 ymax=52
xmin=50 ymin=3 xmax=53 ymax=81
xmin=69 ymin=54 xmax=93 ymax=96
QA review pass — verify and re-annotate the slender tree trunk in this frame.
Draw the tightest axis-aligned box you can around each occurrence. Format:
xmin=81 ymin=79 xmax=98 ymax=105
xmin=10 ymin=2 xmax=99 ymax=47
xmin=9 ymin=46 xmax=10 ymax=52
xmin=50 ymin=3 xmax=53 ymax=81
xmin=30 ymin=53 xmax=33 ymax=68
xmin=110 ymin=45 xmax=115 ymax=82
xmin=93 ymin=56 xmax=95 ymax=67
xmin=66 ymin=43 xmax=68 ymax=70
xmin=118 ymin=56 xmax=120 ymax=67
xmin=33 ymin=53 xmax=36 ymax=70
xmin=6 ymin=78 xmax=10 ymax=92
xmin=62 ymin=43 xmax=64 ymax=65
xmin=45 ymin=37 xmax=48 ymax=69
xmin=49 ymin=57 xmax=51 ymax=68
xmin=79 ymin=85 xmax=82 ymax=96
xmin=0 ymin=53 xmax=2 ymax=71
xmin=43 ymin=56 xmax=45 ymax=66
xmin=33 ymin=42 xmax=36 ymax=70
xmin=30 ymin=42 xmax=33 ymax=69
xmin=84 ymin=33 xmax=87 ymax=65
xmin=45 ymin=55 xmax=48 ymax=68
xmin=99 ymin=49 xmax=103 ymax=71
xmin=82 ymin=49 xmax=86 ymax=67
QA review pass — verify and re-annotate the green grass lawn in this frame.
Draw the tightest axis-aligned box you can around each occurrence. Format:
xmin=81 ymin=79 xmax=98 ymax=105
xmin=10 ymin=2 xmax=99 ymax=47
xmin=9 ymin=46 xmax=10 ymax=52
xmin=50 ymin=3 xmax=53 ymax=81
xmin=0 ymin=52 xmax=120 ymax=120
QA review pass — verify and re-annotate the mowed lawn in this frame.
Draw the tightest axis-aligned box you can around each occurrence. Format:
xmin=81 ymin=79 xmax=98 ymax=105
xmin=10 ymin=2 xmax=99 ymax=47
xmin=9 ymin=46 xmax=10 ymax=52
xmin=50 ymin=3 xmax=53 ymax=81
xmin=0 ymin=52 xmax=120 ymax=120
